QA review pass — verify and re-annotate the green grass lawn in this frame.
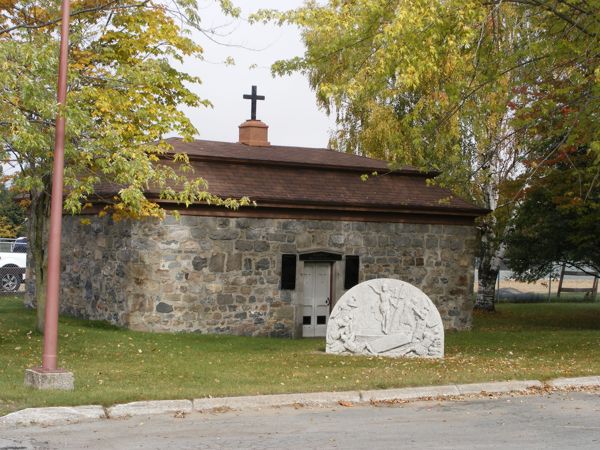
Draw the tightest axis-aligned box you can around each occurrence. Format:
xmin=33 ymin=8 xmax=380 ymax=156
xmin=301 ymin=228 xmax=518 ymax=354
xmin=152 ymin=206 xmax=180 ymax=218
xmin=1 ymin=296 xmax=599 ymax=416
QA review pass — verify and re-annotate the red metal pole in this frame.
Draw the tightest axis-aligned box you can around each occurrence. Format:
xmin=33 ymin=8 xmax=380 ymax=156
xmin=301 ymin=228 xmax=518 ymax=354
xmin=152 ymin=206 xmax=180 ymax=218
xmin=42 ymin=0 xmax=71 ymax=371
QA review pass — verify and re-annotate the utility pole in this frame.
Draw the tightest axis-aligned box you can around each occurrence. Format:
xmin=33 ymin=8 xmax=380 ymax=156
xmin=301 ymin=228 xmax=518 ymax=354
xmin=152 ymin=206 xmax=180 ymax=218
xmin=25 ymin=0 xmax=74 ymax=390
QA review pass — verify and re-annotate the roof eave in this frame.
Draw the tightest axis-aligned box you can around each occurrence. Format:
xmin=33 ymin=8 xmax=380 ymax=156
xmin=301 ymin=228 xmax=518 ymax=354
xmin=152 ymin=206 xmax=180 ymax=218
xmin=111 ymin=195 xmax=489 ymax=218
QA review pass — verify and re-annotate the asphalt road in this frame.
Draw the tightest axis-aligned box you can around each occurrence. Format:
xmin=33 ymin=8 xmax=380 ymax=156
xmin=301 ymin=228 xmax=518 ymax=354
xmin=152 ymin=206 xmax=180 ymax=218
xmin=1 ymin=391 xmax=599 ymax=450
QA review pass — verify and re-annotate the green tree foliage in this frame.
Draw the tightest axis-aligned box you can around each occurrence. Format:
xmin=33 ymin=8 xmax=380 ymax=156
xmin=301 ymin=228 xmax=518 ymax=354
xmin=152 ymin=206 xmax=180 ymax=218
xmin=0 ymin=190 xmax=26 ymax=238
xmin=505 ymin=148 xmax=600 ymax=280
xmin=0 ymin=169 xmax=26 ymax=238
xmin=0 ymin=0 xmax=248 ymax=330
xmin=257 ymin=0 xmax=600 ymax=311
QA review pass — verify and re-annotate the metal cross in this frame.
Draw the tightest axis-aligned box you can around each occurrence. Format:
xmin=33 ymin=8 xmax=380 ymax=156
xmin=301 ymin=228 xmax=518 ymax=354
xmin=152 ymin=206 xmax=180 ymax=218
xmin=243 ymin=85 xmax=265 ymax=120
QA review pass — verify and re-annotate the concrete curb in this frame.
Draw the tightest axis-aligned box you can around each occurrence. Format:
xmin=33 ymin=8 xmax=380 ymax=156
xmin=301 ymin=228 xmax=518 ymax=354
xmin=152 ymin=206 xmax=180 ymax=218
xmin=193 ymin=391 xmax=362 ymax=412
xmin=360 ymin=384 xmax=460 ymax=402
xmin=0 ymin=405 xmax=106 ymax=427
xmin=456 ymin=380 xmax=543 ymax=395
xmin=547 ymin=376 xmax=600 ymax=389
xmin=1 ymin=377 xmax=598 ymax=427
xmin=107 ymin=400 xmax=193 ymax=419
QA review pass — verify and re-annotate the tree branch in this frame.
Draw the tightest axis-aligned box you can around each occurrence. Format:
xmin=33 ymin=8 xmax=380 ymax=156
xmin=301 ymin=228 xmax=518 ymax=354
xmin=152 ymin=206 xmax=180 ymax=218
xmin=0 ymin=1 xmax=151 ymax=36
xmin=485 ymin=0 xmax=598 ymax=37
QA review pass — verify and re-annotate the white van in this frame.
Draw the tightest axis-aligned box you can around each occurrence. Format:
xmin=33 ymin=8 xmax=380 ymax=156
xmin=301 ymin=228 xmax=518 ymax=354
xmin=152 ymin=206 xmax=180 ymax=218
xmin=0 ymin=237 xmax=27 ymax=292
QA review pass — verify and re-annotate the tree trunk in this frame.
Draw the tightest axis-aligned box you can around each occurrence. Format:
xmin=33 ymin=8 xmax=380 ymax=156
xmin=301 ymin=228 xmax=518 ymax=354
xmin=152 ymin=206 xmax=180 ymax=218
xmin=474 ymin=214 xmax=504 ymax=312
xmin=475 ymin=235 xmax=499 ymax=311
xmin=25 ymin=187 xmax=50 ymax=332
xmin=473 ymin=152 xmax=505 ymax=312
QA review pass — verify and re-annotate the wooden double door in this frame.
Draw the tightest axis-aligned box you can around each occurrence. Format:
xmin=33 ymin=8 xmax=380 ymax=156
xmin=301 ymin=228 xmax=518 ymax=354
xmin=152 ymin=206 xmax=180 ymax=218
xmin=302 ymin=262 xmax=332 ymax=337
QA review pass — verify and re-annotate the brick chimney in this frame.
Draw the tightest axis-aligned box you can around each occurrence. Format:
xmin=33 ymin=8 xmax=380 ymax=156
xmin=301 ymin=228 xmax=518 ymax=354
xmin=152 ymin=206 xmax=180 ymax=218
xmin=238 ymin=119 xmax=270 ymax=147
xmin=239 ymin=85 xmax=270 ymax=146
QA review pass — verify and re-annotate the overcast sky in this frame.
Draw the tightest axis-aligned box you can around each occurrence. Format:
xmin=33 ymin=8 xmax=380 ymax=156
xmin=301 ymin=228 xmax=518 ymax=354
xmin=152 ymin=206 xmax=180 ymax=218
xmin=178 ymin=0 xmax=335 ymax=148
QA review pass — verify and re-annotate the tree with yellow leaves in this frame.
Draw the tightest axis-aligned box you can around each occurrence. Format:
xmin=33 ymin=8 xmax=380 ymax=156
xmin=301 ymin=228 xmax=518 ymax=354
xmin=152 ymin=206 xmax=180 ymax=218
xmin=1 ymin=0 xmax=249 ymax=330
xmin=259 ymin=0 xmax=599 ymax=312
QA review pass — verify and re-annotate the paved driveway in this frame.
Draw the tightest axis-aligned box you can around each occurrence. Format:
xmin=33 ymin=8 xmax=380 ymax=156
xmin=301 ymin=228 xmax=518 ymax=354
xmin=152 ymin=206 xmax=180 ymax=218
xmin=1 ymin=391 xmax=599 ymax=449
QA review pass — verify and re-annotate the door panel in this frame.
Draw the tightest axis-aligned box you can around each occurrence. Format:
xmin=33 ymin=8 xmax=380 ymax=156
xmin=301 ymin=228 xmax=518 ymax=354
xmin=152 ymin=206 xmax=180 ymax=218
xmin=302 ymin=262 xmax=331 ymax=337
xmin=302 ymin=264 xmax=316 ymax=337
xmin=314 ymin=263 xmax=331 ymax=336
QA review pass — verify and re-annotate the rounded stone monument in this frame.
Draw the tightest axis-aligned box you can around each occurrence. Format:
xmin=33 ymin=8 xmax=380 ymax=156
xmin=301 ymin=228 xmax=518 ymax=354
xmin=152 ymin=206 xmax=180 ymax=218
xmin=326 ymin=278 xmax=444 ymax=358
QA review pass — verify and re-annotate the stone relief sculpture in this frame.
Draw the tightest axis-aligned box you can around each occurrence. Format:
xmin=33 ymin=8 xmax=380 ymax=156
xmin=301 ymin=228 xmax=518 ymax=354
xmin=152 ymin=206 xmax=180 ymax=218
xmin=326 ymin=278 xmax=444 ymax=358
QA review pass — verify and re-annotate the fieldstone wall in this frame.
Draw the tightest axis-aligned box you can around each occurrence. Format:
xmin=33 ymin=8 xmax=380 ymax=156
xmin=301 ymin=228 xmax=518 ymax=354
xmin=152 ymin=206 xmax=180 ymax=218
xmin=58 ymin=214 xmax=478 ymax=337
xmin=60 ymin=219 xmax=133 ymax=325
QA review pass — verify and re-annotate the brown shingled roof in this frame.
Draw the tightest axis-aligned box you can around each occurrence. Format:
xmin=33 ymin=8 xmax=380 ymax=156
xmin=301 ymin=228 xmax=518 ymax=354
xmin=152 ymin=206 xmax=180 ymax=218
xmin=165 ymin=138 xmax=438 ymax=176
xmin=93 ymin=138 xmax=488 ymax=223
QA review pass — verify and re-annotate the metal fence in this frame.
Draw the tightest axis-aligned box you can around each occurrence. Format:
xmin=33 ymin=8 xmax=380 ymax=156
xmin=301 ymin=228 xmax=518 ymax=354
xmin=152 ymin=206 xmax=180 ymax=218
xmin=0 ymin=238 xmax=15 ymax=253
xmin=493 ymin=268 xmax=599 ymax=303
xmin=0 ymin=237 xmax=27 ymax=253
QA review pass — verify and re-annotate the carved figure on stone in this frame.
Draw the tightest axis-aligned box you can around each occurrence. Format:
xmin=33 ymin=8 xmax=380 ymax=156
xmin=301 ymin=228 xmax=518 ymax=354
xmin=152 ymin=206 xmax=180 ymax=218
xmin=326 ymin=278 xmax=444 ymax=358
xmin=326 ymin=295 xmax=367 ymax=354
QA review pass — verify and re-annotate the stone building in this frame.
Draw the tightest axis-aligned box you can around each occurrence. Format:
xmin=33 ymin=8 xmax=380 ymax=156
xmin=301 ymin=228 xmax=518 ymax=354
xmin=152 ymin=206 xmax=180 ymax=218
xmin=58 ymin=117 xmax=487 ymax=338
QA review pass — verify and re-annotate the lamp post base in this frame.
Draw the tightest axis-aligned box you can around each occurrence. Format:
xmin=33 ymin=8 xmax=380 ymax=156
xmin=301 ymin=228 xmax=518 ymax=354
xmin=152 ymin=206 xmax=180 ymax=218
xmin=25 ymin=368 xmax=74 ymax=391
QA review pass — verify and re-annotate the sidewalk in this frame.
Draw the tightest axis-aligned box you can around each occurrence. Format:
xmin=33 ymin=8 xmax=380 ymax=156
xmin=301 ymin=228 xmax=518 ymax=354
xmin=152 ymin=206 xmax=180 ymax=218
xmin=1 ymin=376 xmax=599 ymax=428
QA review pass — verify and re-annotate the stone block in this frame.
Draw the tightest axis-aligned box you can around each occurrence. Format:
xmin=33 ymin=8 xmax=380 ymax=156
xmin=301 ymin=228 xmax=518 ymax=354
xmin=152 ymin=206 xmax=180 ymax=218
xmin=274 ymin=305 xmax=294 ymax=321
xmin=240 ymin=286 xmax=252 ymax=295
xmin=226 ymin=253 xmax=242 ymax=271
xmin=217 ymin=218 xmax=230 ymax=228
xmin=24 ymin=368 xmax=75 ymax=391
xmin=245 ymin=229 xmax=262 ymax=240
xmin=282 ymin=221 xmax=302 ymax=232
xmin=235 ymin=218 xmax=252 ymax=229
xmin=267 ymin=232 xmax=287 ymax=242
xmin=156 ymin=302 xmax=173 ymax=313
xmin=254 ymin=241 xmax=270 ymax=252
xmin=295 ymin=232 xmax=312 ymax=249
xmin=411 ymin=238 xmax=423 ymax=247
xmin=235 ymin=240 xmax=254 ymax=251
xmin=317 ymin=221 xmax=336 ymax=230
xmin=329 ymin=234 xmax=345 ymax=247
xmin=255 ymin=258 xmax=270 ymax=270
xmin=352 ymin=222 xmax=366 ymax=231
xmin=217 ymin=294 xmax=233 ymax=305
xmin=209 ymin=253 xmax=225 ymax=272
xmin=209 ymin=229 xmax=240 ymax=240
xmin=279 ymin=243 xmax=297 ymax=253
xmin=192 ymin=256 xmax=207 ymax=271
xmin=158 ymin=239 xmax=179 ymax=250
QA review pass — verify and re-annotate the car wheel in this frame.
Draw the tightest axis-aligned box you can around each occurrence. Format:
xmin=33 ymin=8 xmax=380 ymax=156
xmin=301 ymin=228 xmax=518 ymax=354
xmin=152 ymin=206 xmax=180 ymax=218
xmin=1 ymin=266 xmax=21 ymax=292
